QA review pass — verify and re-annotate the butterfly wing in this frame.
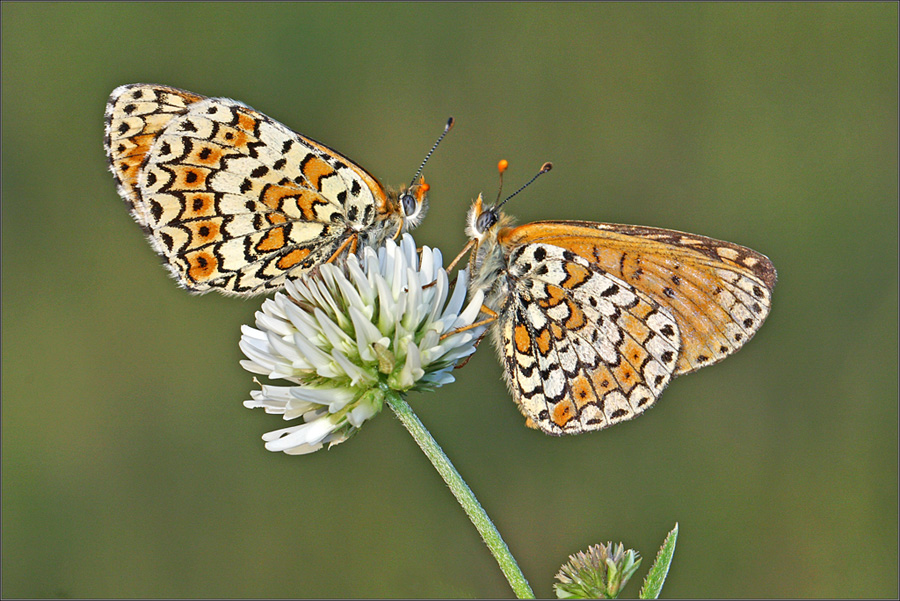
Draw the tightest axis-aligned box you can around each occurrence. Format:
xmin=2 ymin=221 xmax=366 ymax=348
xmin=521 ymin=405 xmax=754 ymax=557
xmin=499 ymin=221 xmax=776 ymax=375
xmin=498 ymin=243 xmax=682 ymax=435
xmin=105 ymin=84 xmax=392 ymax=296
xmin=105 ymin=84 xmax=205 ymax=229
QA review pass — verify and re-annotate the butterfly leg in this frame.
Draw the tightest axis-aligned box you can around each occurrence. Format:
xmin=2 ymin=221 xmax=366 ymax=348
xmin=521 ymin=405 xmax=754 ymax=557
xmin=423 ymin=243 xmax=466 ymax=290
xmin=446 ymin=239 xmax=477 ymax=273
xmin=454 ymin=328 xmax=489 ymax=369
xmin=391 ymin=218 xmax=404 ymax=241
xmin=326 ymin=233 xmax=359 ymax=264
xmin=419 ymin=240 xmax=478 ymax=291
xmin=439 ymin=305 xmax=498 ymax=340
xmin=423 ymin=273 xmax=458 ymax=290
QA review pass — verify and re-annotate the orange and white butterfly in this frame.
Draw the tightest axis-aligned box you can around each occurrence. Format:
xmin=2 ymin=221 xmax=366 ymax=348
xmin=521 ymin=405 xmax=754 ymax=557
xmin=105 ymin=83 xmax=449 ymax=296
xmin=458 ymin=162 xmax=777 ymax=435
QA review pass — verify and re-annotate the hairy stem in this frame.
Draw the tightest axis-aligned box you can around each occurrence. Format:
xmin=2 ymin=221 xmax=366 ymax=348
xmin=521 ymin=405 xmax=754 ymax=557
xmin=387 ymin=392 xmax=534 ymax=598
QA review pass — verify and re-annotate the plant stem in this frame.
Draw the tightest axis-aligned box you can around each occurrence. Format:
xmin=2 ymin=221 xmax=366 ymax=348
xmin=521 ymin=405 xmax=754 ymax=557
xmin=386 ymin=392 xmax=535 ymax=598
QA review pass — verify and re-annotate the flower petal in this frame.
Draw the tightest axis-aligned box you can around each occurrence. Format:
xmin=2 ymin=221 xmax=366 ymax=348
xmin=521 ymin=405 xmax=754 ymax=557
xmin=242 ymin=234 xmax=488 ymax=453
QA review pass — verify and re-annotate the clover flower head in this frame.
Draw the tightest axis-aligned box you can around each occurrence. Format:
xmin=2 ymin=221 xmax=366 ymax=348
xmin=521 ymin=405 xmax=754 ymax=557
xmin=555 ymin=542 xmax=642 ymax=599
xmin=240 ymin=235 xmax=486 ymax=455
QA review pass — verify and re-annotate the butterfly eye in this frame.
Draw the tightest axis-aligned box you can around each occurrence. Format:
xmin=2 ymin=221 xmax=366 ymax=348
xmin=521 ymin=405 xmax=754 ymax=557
xmin=476 ymin=208 xmax=498 ymax=233
xmin=400 ymin=192 xmax=418 ymax=217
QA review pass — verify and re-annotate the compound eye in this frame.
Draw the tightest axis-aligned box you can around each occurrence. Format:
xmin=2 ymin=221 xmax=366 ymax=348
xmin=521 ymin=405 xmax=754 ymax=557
xmin=400 ymin=193 xmax=418 ymax=216
xmin=476 ymin=209 xmax=498 ymax=233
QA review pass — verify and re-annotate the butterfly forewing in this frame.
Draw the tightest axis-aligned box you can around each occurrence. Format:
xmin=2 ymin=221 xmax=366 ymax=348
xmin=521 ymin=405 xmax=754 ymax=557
xmin=500 ymin=243 xmax=682 ymax=434
xmin=105 ymin=84 xmax=400 ymax=296
xmin=499 ymin=221 xmax=776 ymax=375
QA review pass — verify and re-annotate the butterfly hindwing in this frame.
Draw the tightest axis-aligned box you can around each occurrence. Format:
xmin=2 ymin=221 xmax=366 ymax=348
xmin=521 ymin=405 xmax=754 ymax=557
xmin=139 ymin=95 xmax=358 ymax=294
xmin=105 ymin=84 xmax=205 ymax=229
xmin=499 ymin=243 xmax=681 ymax=434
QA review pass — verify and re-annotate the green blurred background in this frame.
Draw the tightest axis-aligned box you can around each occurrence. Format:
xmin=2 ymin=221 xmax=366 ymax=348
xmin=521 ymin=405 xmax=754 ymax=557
xmin=3 ymin=3 xmax=897 ymax=598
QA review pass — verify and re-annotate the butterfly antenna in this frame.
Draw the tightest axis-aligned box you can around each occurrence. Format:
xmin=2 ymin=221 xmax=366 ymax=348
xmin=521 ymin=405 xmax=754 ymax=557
xmin=408 ymin=117 xmax=455 ymax=189
xmin=497 ymin=162 xmax=552 ymax=208
xmin=494 ymin=159 xmax=509 ymax=204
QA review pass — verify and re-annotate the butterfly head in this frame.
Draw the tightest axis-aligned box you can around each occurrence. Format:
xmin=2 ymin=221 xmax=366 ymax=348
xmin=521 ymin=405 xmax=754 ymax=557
xmin=464 ymin=194 xmax=517 ymax=298
xmin=396 ymin=176 xmax=430 ymax=232
xmin=465 ymin=193 xmax=508 ymax=243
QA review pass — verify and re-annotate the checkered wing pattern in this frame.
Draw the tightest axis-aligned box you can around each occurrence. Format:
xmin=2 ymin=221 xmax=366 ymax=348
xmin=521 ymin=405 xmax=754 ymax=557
xmin=105 ymin=84 xmax=396 ymax=296
xmin=499 ymin=243 xmax=682 ymax=435
xmin=500 ymin=221 xmax=776 ymax=376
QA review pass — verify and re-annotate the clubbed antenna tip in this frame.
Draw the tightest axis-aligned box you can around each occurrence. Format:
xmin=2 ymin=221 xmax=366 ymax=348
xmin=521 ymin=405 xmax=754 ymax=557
xmin=497 ymin=161 xmax=553 ymax=208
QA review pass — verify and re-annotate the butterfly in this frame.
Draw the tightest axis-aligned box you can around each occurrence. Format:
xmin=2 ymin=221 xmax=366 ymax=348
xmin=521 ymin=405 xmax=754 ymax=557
xmin=104 ymin=83 xmax=450 ymax=296
xmin=457 ymin=162 xmax=777 ymax=435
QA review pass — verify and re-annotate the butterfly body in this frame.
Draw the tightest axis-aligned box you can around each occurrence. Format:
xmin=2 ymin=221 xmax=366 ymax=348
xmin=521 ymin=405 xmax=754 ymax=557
xmin=105 ymin=84 xmax=428 ymax=296
xmin=465 ymin=195 xmax=776 ymax=435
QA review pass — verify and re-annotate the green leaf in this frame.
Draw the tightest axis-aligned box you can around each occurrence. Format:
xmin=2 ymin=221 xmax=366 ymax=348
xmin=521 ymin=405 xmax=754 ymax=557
xmin=638 ymin=523 xmax=678 ymax=599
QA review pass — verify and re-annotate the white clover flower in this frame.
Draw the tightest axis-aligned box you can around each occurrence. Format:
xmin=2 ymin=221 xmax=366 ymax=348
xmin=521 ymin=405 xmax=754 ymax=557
xmin=241 ymin=234 xmax=486 ymax=455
